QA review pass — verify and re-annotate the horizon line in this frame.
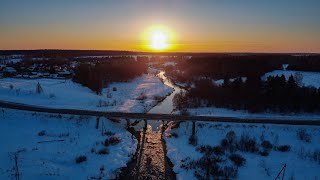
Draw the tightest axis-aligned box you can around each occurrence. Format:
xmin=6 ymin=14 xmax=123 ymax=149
xmin=0 ymin=49 xmax=319 ymax=55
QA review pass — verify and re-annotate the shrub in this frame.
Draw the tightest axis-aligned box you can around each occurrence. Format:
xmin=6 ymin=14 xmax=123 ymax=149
xmin=171 ymin=132 xmax=178 ymax=138
xmin=196 ymin=145 xmax=212 ymax=154
xmin=229 ymin=154 xmax=246 ymax=166
xmin=136 ymin=93 xmax=147 ymax=101
xmin=226 ymin=131 xmax=236 ymax=144
xmin=36 ymin=82 xmax=43 ymax=94
xmin=297 ymin=129 xmax=311 ymax=143
xmin=312 ymin=150 xmax=320 ymax=164
xmin=261 ymin=140 xmax=273 ymax=150
xmin=259 ymin=151 xmax=269 ymax=157
xmin=153 ymin=95 xmax=163 ymax=101
xmin=237 ymin=134 xmax=258 ymax=152
xmin=220 ymin=138 xmax=229 ymax=148
xmin=112 ymin=87 xmax=117 ymax=91
xmin=276 ymin=145 xmax=291 ymax=152
xmin=104 ymin=138 xmax=110 ymax=147
xmin=213 ymin=146 xmax=225 ymax=156
xmin=98 ymin=148 xmax=109 ymax=155
xmin=221 ymin=132 xmax=237 ymax=153
xmin=38 ymin=130 xmax=46 ymax=136
xmin=9 ymin=84 xmax=14 ymax=90
xmin=196 ymin=145 xmax=224 ymax=156
xmin=108 ymin=136 xmax=121 ymax=145
xmin=222 ymin=166 xmax=238 ymax=179
xmin=104 ymin=131 xmax=115 ymax=136
xmin=75 ymin=155 xmax=87 ymax=163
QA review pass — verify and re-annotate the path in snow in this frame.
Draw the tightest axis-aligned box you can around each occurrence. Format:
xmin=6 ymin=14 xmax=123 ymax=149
xmin=118 ymin=71 xmax=177 ymax=179
xmin=136 ymin=123 xmax=175 ymax=179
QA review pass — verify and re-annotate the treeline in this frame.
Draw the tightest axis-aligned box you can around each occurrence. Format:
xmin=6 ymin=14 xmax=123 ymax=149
xmin=166 ymin=55 xmax=285 ymax=83
xmin=287 ymin=55 xmax=320 ymax=72
xmin=174 ymin=74 xmax=320 ymax=113
xmin=73 ymin=58 xmax=147 ymax=94
xmin=0 ymin=50 xmax=135 ymax=58
xmin=165 ymin=54 xmax=320 ymax=84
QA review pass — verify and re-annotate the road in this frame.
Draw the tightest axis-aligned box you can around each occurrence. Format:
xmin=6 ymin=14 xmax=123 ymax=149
xmin=1 ymin=100 xmax=320 ymax=126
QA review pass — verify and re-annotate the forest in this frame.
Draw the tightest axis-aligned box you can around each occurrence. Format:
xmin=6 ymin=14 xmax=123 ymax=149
xmin=73 ymin=58 xmax=147 ymax=94
xmin=174 ymin=74 xmax=320 ymax=113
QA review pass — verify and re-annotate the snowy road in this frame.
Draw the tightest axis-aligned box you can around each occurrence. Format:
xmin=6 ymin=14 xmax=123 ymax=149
xmin=1 ymin=100 xmax=320 ymax=126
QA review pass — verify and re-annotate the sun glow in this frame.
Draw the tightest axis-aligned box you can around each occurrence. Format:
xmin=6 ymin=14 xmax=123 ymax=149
xmin=141 ymin=25 xmax=176 ymax=51
xmin=150 ymin=31 xmax=169 ymax=50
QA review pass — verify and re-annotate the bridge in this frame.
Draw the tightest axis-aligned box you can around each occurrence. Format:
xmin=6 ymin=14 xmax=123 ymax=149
xmin=1 ymin=100 xmax=320 ymax=126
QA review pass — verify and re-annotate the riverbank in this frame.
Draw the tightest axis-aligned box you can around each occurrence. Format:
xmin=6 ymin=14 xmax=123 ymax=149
xmin=0 ymin=74 xmax=173 ymax=113
xmin=117 ymin=71 xmax=180 ymax=179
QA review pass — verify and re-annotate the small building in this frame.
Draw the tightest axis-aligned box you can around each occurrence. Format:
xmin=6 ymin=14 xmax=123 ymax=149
xmin=58 ymin=70 xmax=72 ymax=78
xmin=3 ymin=67 xmax=17 ymax=76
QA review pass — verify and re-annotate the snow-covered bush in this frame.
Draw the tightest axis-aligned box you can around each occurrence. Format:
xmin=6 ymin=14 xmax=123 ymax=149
xmin=261 ymin=140 xmax=273 ymax=150
xmin=98 ymin=148 xmax=109 ymax=155
xmin=237 ymin=133 xmax=258 ymax=153
xmin=297 ymin=129 xmax=312 ymax=143
xmin=37 ymin=130 xmax=46 ymax=136
xmin=276 ymin=145 xmax=291 ymax=152
xmin=105 ymin=136 xmax=121 ymax=146
xmin=75 ymin=155 xmax=87 ymax=164
xmin=229 ymin=154 xmax=246 ymax=167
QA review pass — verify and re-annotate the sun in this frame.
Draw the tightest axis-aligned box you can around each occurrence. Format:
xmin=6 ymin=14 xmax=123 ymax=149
xmin=141 ymin=24 xmax=176 ymax=51
xmin=150 ymin=30 xmax=169 ymax=50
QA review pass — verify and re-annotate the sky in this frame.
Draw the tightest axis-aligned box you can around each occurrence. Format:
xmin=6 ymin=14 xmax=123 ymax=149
xmin=0 ymin=0 xmax=320 ymax=53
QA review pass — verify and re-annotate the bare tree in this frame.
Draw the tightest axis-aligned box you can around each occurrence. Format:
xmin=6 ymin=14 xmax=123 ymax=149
xmin=36 ymin=82 xmax=43 ymax=94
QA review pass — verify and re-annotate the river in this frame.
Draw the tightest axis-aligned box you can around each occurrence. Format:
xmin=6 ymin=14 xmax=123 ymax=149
xmin=134 ymin=71 xmax=184 ymax=131
xmin=120 ymin=70 xmax=181 ymax=179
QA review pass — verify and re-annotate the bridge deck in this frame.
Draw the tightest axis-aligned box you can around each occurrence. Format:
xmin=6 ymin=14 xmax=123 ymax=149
xmin=1 ymin=101 xmax=320 ymax=126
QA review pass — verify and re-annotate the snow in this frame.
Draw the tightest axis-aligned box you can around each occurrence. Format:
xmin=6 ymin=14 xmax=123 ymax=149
xmin=0 ymin=108 xmax=137 ymax=179
xmin=1 ymin=59 xmax=22 ymax=64
xmin=3 ymin=67 xmax=17 ymax=73
xmin=0 ymin=74 xmax=173 ymax=113
xmin=262 ymin=70 xmax=320 ymax=88
xmin=163 ymin=62 xmax=177 ymax=67
xmin=147 ymin=67 xmax=160 ymax=74
xmin=282 ymin=64 xmax=289 ymax=70
xmin=165 ymin=121 xmax=320 ymax=180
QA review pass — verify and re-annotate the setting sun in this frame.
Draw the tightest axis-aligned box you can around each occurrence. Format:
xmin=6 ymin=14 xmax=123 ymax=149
xmin=150 ymin=30 xmax=169 ymax=50
xmin=141 ymin=24 xmax=176 ymax=51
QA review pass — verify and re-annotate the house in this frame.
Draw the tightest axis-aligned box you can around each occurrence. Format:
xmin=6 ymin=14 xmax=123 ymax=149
xmin=0 ymin=64 xmax=6 ymax=71
xmin=58 ymin=70 xmax=72 ymax=78
xmin=3 ymin=67 xmax=17 ymax=76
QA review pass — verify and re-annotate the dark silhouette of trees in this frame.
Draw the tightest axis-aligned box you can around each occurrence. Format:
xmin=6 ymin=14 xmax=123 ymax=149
xmin=174 ymin=74 xmax=320 ymax=113
xmin=73 ymin=58 xmax=147 ymax=94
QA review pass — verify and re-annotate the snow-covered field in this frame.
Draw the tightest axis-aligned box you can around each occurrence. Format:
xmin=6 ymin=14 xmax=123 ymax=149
xmin=0 ymin=108 xmax=137 ymax=179
xmin=0 ymin=74 xmax=173 ymax=112
xmin=262 ymin=70 xmax=320 ymax=88
xmin=165 ymin=122 xmax=320 ymax=180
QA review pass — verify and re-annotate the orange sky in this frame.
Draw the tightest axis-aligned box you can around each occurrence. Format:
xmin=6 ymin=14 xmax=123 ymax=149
xmin=0 ymin=1 xmax=319 ymax=53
